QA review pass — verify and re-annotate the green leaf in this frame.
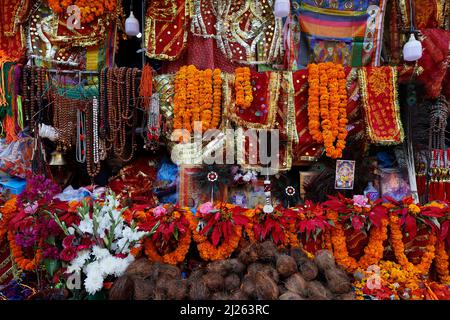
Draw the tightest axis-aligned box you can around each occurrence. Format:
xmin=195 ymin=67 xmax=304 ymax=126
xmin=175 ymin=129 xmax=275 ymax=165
xmin=47 ymin=236 xmax=56 ymax=246
xmin=328 ymin=219 xmax=335 ymax=227
xmin=150 ymin=220 xmax=160 ymax=235
xmin=44 ymin=259 xmax=60 ymax=277
xmin=173 ymin=226 xmax=179 ymax=241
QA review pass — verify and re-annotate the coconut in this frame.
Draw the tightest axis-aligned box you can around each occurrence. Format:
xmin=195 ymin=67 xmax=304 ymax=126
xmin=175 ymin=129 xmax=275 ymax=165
xmin=246 ymin=262 xmax=266 ymax=278
xmin=314 ymin=250 xmax=336 ymax=272
xmin=109 ymin=276 xmax=135 ymax=300
xmin=124 ymin=258 xmax=155 ymax=278
xmin=207 ymin=260 xmax=229 ymax=276
xmin=256 ymin=241 xmax=278 ymax=263
xmin=225 ymin=258 xmax=246 ymax=275
xmin=202 ymin=272 xmax=224 ymax=292
xmin=290 ymin=248 xmax=307 ymax=266
xmin=324 ymin=268 xmax=352 ymax=294
xmin=298 ymin=258 xmax=319 ymax=281
xmin=152 ymin=263 xmax=182 ymax=281
xmin=224 ymin=274 xmax=241 ymax=292
xmin=276 ymin=254 xmax=297 ymax=278
xmin=241 ymin=275 xmax=256 ymax=299
xmin=134 ymin=280 xmax=155 ymax=300
xmin=255 ymin=271 xmax=279 ymax=300
xmin=166 ymin=279 xmax=187 ymax=300
xmin=279 ymin=291 xmax=306 ymax=300
xmin=238 ymin=243 xmax=259 ymax=265
xmin=336 ymin=292 xmax=356 ymax=300
xmin=188 ymin=281 xmax=210 ymax=300
xmin=284 ymin=273 xmax=308 ymax=296
xmin=306 ymin=281 xmax=333 ymax=300
xmin=278 ymin=284 xmax=288 ymax=295
xmin=229 ymin=290 xmax=249 ymax=300
xmin=211 ymin=292 xmax=230 ymax=300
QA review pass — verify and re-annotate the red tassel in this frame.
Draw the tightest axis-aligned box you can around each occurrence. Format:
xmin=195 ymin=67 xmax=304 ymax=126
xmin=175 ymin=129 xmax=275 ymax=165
xmin=437 ymin=180 xmax=445 ymax=201
xmin=445 ymin=181 xmax=450 ymax=202
xmin=416 ymin=174 xmax=426 ymax=199
xmin=429 ymin=180 xmax=436 ymax=201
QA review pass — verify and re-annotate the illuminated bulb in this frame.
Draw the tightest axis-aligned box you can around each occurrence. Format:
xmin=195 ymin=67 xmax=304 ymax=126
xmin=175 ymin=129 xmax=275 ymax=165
xmin=274 ymin=0 xmax=290 ymax=18
xmin=403 ymin=33 xmax=422 ymax=62
xmin=125 ymin=11 xmax=140 ymax=36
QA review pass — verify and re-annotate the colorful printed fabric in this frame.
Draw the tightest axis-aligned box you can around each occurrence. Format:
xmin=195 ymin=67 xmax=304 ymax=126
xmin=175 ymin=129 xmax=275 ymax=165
xmin=145 ymin=0 xmax=189 ymax=61
xmin=358 ymin=66 xmax=404 ymax=145
xmin=190 ymin=0 xmax=283 ymax=66
xmin=0 ymin=0 xmax=31 ymax=61
xmin=292 ymin=0 xmax=386 ymax=67
xmin=398 ymin=0 xmax=448 ymax=30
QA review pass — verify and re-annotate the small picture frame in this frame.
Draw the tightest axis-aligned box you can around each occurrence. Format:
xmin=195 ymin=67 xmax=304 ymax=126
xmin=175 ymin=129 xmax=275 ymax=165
xmin=335 ymin=160 xmax=355 ymax=190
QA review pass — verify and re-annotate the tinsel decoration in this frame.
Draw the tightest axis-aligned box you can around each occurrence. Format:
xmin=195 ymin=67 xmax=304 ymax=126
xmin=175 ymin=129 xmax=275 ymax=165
xmin=426 ymin=96 xmax=449 ymax=202
xmin=190 ymin=164 xmax=232 ymax=200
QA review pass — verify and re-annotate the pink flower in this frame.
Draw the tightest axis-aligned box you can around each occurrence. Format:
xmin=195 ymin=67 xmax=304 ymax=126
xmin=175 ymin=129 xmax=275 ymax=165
xmin=353 ymin=195 xmax=370 ymax=208
xmin=60 ymin=247 xmax=77 ymax=262
xmin=198 ymin=202 xmax=214 ymax=215
xmin=153 ymin=206 xmax=167 ymax=218
xmin=24 ymin=201 xmax=38 ymax=214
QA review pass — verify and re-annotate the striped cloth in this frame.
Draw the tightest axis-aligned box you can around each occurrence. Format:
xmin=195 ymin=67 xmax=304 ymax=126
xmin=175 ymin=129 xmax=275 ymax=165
xmin=292 ymin=0 xmax=386 ymax=67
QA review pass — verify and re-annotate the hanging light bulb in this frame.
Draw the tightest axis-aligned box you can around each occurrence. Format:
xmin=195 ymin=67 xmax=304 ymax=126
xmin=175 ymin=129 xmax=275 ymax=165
xmin=125 ymin=1 xmax=140 ymax=36
xmin=402 ymin=1 xmax=422 ymax=62
xmin=403 ymin=33 xmax=422 ymax=62
xmin=274 ymin=0 xmax=290 ymax=18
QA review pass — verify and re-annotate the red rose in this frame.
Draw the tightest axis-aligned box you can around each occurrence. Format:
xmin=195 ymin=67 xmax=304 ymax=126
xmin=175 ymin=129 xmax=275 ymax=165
xmin=60 ymin=247 xmax=77 ymax=262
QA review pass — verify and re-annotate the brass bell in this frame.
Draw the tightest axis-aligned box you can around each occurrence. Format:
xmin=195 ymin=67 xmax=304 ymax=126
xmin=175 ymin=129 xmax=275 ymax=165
xmin=49 ymin=150 xmax=67 ymax=166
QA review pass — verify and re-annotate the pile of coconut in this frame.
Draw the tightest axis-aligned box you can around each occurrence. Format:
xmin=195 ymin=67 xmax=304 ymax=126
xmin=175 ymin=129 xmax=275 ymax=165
xmin=109 ymin=241 xmax=355 ymax=300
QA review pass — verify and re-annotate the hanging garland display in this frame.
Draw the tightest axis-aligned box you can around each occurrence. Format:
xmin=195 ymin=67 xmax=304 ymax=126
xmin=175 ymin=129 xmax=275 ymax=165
xmin=307 ymin=62 xmax=348 ymax=159
xmin=173 ymin=65 xmax=222 ymax=133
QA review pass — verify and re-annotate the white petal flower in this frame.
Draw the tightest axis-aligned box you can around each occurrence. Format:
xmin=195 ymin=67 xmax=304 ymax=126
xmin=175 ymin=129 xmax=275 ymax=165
xmin=66 ymin=250 xmax=91 ymax=274
xmin=84 ymin=268 xmax=104 ymax=295
xmin=67 ymin=227 xmax=75 ymax=235
xmin=78 ymin=219 xmax=93 ymax=234
xmin=92 ymin=246 xmax=110 ymax=260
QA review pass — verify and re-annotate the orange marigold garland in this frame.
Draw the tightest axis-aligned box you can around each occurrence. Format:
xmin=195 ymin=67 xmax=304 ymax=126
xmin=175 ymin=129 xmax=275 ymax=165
xmin=139 ymin=205 xmax=192 ymax=265
xmin=174 ymin=66 xmax=222 ymax=133
xmin=186 ymin=65 xmax=200 ymax=125
xmin=327 ymin=210 xmax=388 ymax=273
xmin=199 ymin=69 xmax=213 ymax=129
xmin=234 ymin=67 xmax=253 ymax=109
xmin=307 ymin=62 xmax=348 ymax=159
xmin=0 ymin=196 xmax=17 ymax=240
xmin=389 ymin=214 xmax=437 ymax=276
xmin=48 ymin=0 xmax=117 ymax=24
xmin=211 ymin=69 xmax=222 ymax=129
xmin=434 ymin=239 xmax=450 ymax=284
xmin=8 ymin=230 xmax=43 ymax=272
xmin=144 ymin=230 xmax=191 ymax=265
xmin=174 ymin=66 xmax=187 ymax=131
xmin=187 ymin=202 xmax=248 ymax=261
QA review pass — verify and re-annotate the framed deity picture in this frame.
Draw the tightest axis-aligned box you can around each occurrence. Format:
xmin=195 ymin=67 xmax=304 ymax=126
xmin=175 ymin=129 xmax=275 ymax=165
xmin=335 ymin=160 xmax=355 ymax=190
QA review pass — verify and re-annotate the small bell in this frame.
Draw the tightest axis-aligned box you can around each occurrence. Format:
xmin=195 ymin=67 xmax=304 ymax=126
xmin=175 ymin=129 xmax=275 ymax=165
xmin=49 ymin=150 xmax=67 ymax=166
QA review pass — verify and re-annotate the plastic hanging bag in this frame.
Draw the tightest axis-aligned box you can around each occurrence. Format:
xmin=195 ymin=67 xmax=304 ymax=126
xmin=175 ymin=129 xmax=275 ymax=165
xmin=0 ymin=137 xmax=33 ymax=178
